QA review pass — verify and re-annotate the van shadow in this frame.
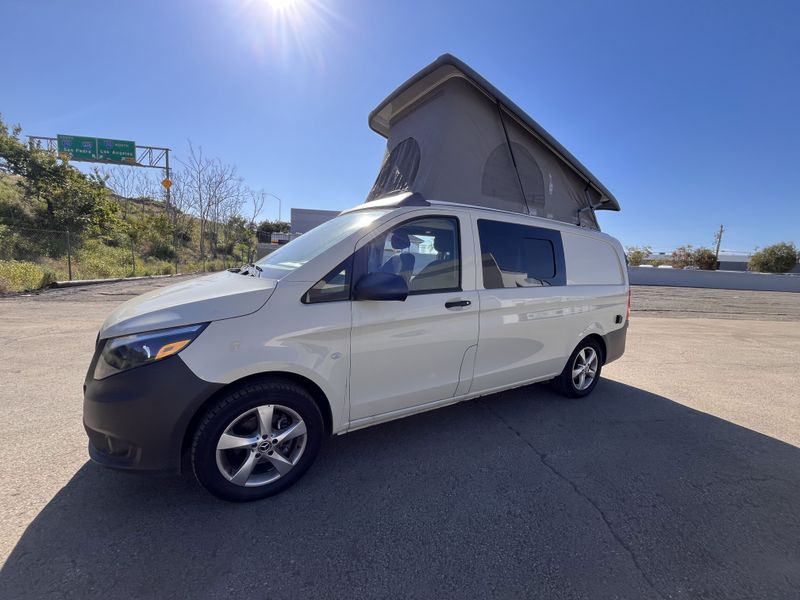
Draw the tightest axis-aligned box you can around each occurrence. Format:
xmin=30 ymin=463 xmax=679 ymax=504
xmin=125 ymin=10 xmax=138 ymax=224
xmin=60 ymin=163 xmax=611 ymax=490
xmin=2 ymin=381 xmax=799 ymax=600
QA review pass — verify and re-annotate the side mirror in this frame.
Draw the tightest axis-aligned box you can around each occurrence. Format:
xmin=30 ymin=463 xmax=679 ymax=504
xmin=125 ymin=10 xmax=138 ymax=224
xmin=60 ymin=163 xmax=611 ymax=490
xmin=353 ymin=272 xmax=408 ymax=301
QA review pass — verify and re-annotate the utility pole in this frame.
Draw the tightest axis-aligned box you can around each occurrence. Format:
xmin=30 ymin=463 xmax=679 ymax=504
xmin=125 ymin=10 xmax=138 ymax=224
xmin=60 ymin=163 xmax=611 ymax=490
xmin=714 ymin=224 xmax=725 ymax=260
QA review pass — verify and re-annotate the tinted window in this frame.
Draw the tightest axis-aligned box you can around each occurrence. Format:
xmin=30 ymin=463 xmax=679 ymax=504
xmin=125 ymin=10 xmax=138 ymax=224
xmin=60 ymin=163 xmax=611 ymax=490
xmin=478 ymin=219 xmax=566 ymax=288
xmin=523 ymin=238 xmax=555 ymax=279
xmin=359 ymin=216 xmax=461 ymax=294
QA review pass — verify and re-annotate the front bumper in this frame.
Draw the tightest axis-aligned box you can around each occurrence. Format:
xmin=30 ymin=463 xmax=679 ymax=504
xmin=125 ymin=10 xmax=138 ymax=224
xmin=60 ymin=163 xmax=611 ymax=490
xmin=83 ymin=352 xmax=223 ymax=472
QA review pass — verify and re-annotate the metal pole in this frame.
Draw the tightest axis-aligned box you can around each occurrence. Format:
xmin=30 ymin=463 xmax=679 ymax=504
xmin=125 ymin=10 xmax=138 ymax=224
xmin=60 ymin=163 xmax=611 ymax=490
xmin=265 ymin=192 xmax=283 ymax=222
xmin=131 ymin=237 xmax=136 ymax=275
xmin=165 ymin=149 xmax=178 ymax=275
xmin=66 ymin=230 xmax=72 ymax=281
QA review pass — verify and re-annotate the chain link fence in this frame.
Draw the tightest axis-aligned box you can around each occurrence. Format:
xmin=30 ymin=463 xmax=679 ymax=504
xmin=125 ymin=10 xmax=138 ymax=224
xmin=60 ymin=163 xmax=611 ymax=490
xmin=0 ymin=222 xmax=259 ymax=292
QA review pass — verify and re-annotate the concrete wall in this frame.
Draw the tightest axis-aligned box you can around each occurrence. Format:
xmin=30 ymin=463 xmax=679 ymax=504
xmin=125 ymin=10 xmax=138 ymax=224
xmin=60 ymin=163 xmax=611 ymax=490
xmin=291 ymin=208 xmax=340 ymax=234
xmin=629 ymin=267 xmax=800 ymax=293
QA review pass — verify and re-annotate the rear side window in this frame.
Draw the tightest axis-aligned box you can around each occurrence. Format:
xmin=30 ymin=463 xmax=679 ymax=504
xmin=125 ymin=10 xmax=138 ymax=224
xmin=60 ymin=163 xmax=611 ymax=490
xmin=477 ymin=219 xmax=566 ymax=288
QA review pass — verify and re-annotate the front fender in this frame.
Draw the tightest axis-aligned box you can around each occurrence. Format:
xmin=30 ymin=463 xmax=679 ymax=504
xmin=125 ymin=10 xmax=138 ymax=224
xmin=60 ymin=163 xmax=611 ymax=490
xmin=179 ymin=283 xmax=351 ymax=433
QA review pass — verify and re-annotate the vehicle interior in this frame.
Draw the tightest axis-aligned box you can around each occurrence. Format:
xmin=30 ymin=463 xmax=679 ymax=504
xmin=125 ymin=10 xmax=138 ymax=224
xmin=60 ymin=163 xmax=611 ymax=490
xmin=368 ymin=217 xmax=460 ymax=293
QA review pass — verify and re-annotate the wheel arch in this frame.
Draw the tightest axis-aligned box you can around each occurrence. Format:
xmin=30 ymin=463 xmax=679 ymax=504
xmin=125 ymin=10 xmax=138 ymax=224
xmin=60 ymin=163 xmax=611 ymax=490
xmin=180 ymin=371 xmax=334 ymax=463
xmin=580 ymin=333 xmax=607 ymax=364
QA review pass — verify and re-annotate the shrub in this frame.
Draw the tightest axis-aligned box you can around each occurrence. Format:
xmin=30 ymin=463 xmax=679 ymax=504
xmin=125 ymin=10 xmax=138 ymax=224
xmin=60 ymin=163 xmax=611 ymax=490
xmin=136 ymin=257 xmax=175 ymax=277
xmin=0 ymin=260 xmax=46 ymax=292
xmin=626 ymin=245 xmax=651 ymax=267
xmin=670 ymin=245 xmax=718 ymax=270
xmin=693 ymin=247 xmax=718 ymax=270
xmin=748 ymin=242 xmax=799 ymax=273
xmin=671 ymin=245 xmax=694 ymax=269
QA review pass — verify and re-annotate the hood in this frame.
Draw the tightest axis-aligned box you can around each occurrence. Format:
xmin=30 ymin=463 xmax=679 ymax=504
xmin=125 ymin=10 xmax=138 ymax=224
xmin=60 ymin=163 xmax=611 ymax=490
xmin=99 ymin=271 xmax=278 ymax=339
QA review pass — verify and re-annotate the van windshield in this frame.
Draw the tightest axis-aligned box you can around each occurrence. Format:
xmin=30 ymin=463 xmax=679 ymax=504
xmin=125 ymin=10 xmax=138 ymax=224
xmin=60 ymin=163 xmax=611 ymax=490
xmin=254 ymin=209 xmax=390 ymax=278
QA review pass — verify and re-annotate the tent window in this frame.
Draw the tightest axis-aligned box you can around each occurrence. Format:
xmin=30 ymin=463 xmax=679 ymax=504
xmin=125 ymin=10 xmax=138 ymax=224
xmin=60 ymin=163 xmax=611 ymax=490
xmin=482 ymin=142 xmax=545 ymax=213
xmin=482 ymin=144 xmax=520 ymax=202
xmin=513 ymin=144 xmax=545 ymax=211
xmin=366 ymin=137 xmax=421 ymax=201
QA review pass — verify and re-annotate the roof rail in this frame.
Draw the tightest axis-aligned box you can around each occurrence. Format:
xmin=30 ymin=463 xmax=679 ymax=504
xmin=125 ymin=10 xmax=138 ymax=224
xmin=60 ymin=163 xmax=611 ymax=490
xmin=342 ymin=191 xmax=430 ymax=214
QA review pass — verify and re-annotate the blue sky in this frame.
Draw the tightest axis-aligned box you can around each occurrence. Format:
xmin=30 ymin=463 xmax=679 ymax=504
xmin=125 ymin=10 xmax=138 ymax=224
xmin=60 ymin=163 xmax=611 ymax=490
xmin=1 ymin=0 xmax=798 ymax=252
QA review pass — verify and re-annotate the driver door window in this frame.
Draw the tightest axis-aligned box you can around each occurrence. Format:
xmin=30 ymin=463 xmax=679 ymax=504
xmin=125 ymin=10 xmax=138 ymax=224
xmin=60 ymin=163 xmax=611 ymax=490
xmin=362 ymin=216 xmax=461 ymax=294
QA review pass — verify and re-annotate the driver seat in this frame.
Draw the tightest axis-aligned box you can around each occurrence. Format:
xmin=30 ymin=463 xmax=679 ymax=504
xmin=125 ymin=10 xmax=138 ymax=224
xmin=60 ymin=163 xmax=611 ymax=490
xmin=379 ymin=231 xmax=415 ymax=283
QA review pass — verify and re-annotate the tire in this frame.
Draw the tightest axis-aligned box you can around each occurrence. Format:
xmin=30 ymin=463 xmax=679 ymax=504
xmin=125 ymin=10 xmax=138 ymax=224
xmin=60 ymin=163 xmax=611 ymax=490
xmin=553 ymin=338 xmax=603 ymax=398
xmin=191 ymin=378 xmax=324 ymax=502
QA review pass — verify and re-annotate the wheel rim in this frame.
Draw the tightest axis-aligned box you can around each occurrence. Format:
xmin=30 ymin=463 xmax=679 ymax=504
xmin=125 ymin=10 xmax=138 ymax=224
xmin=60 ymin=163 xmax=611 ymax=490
xmin=215 ymin=404 xmax=307 ymax=487
xmin=572 ymin=347 xmax=598 ymax=391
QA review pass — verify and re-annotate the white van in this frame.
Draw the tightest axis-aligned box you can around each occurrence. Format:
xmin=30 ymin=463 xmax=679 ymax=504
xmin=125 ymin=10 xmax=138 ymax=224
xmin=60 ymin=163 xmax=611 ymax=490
xmin=84 ymin=192 xmax=629 ymax=501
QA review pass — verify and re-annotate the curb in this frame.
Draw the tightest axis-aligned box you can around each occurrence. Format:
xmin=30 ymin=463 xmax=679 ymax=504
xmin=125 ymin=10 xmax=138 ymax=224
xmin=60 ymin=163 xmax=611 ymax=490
xmin=50 ymin=273 xmax=189 ymax=289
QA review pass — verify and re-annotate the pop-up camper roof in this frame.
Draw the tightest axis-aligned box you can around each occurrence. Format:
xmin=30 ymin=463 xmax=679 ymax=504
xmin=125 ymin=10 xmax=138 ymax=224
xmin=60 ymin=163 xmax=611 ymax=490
xmin=366 ymin=54 xmax=619 ymax=230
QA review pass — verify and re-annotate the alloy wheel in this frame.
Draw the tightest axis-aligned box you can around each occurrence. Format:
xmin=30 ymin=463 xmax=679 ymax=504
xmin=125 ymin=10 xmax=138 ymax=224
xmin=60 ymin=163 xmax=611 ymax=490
xmin=215 ymin=404 xmax=307 ymax=487
xmin=572 ymin=347 xmax=598 ymax=391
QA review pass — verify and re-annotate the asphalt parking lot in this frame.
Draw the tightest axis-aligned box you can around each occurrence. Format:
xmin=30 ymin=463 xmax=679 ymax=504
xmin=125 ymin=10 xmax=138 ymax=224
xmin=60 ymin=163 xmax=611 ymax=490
xmin=1 ymin=278 xmax=798 ymax=599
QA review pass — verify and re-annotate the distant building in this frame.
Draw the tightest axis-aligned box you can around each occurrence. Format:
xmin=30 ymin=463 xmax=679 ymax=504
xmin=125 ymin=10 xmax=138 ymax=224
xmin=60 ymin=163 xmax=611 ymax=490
xmin=290 ymin=208 xmax=340 ymax=234
xmin=716 ymin=253 xmax=751 ymax=272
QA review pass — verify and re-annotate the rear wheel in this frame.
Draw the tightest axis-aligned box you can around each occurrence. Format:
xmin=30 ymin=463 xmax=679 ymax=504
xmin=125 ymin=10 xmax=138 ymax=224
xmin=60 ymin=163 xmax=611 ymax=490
xmin=191 ymin=379 xmax=324 ymax=501
xmin=553 ymin=338 xmax=603 ymax=398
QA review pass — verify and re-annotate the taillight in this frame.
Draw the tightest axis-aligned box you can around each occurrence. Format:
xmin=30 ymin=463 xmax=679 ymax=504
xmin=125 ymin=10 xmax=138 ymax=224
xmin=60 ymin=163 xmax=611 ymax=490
xmin=626 ymin=289 xmax=631 ymax=321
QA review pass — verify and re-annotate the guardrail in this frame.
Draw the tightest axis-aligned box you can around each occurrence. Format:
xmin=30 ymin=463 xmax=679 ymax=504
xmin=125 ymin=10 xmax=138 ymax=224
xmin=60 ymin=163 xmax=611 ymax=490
xmin=629 ymin=267 xmax=800 ymax=293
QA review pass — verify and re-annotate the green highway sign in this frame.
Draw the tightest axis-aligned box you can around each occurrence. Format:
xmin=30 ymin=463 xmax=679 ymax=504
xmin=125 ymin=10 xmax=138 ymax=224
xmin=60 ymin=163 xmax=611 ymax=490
xmin=56 ymin=135 xmax=97 ymax=161
xmin=97 ymin=138 xmax=136 ymax=163
xmin=57 ymin=134 xmax=137 ymax=164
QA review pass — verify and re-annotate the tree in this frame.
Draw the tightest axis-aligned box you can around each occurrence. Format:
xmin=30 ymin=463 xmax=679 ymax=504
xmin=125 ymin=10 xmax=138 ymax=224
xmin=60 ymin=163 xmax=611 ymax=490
xmin=693 ymin=247 xmax=718 ymax=270
xmin=748 ymin=242 xmax=798 ymax=273
xmin=256 ymin=219 xmax=291 ymax=241
xmin=97 ymin=166 xmax=160 ymax=218
xmin=626 ymin=245 xmax=651 ymax=266
xmin=178 ymin=141 xmax=245 ymax=262
xmin=0 ymin=114 xmax=121 ymax=239
xmin=671 ymin=245 xmax=694 ymax=269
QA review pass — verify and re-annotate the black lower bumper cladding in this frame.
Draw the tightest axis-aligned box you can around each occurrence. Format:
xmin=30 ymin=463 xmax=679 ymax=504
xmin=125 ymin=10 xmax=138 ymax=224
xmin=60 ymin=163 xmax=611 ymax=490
xmin=83 ymin=352 xmax=223 ymax=472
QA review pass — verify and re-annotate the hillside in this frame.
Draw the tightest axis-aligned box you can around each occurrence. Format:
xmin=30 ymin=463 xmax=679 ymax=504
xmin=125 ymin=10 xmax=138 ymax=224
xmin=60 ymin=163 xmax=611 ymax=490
xmin=0 ymin=172 xmax=252 ymax=292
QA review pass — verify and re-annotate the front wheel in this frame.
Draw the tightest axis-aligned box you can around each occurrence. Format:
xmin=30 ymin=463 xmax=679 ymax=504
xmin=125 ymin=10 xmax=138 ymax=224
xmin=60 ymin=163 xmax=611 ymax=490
xmin=191 ymin=379 xmax=324 ymax=501
xmin=553 ymin=338 xmax=603 ymax=398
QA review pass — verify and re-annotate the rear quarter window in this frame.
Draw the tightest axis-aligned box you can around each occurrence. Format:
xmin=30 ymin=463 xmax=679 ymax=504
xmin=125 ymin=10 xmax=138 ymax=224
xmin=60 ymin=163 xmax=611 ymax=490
xmin=562 ymin=232 xmax=625 ymax=285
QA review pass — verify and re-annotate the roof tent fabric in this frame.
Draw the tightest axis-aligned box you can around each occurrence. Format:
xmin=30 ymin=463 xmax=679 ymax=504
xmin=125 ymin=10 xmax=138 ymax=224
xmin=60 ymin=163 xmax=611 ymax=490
xmin=366 ymin=54 xmax=619 ymax=230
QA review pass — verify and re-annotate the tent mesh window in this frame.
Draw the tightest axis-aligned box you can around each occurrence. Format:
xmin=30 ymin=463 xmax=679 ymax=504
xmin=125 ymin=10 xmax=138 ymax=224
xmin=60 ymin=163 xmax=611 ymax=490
xmin=482 ymin=142 xmax=546 ymax=214
xmin=367 ymin=137 xmax=421 ymax=200
xmin=513 ymin=144 xmax=546 ymax=213
xmin=481 ymin=143 xmax=522 ymax=204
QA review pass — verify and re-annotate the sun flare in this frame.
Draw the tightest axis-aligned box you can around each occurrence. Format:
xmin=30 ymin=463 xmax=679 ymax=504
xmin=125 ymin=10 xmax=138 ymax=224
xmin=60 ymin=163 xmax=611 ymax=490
xmin=264 ymin=0 xmax=300 ymax=10
xmin=235 ymin=0 xmax=345 ymax=67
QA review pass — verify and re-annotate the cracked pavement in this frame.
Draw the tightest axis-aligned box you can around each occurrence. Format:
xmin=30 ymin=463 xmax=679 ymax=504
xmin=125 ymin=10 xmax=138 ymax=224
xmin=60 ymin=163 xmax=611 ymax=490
xmin=1 ymin=280 xmax=799 ymax=599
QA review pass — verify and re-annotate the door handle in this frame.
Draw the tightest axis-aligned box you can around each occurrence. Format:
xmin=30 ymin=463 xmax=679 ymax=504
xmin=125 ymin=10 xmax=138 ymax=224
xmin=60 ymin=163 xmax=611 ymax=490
xmin=445 ymin=299 xmax=471 ymax=309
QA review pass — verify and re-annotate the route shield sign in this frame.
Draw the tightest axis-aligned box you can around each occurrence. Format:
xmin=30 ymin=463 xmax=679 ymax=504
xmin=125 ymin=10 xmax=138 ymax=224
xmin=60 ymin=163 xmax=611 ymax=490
xmin=56 ymin=135 xmax=97 ymax=161
xmin=56 ymin=135 xmax=137 ymax=164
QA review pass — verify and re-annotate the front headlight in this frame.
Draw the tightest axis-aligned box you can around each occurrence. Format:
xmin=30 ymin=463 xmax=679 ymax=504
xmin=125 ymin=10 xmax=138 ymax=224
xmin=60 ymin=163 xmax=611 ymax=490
xmin=94 ymin=323 xmax=208 ymax=380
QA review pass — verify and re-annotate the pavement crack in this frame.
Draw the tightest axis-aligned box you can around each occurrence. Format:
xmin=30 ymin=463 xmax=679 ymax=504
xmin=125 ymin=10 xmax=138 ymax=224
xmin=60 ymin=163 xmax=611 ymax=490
xmin=479 ymin=400 xmax=667 ymax=600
